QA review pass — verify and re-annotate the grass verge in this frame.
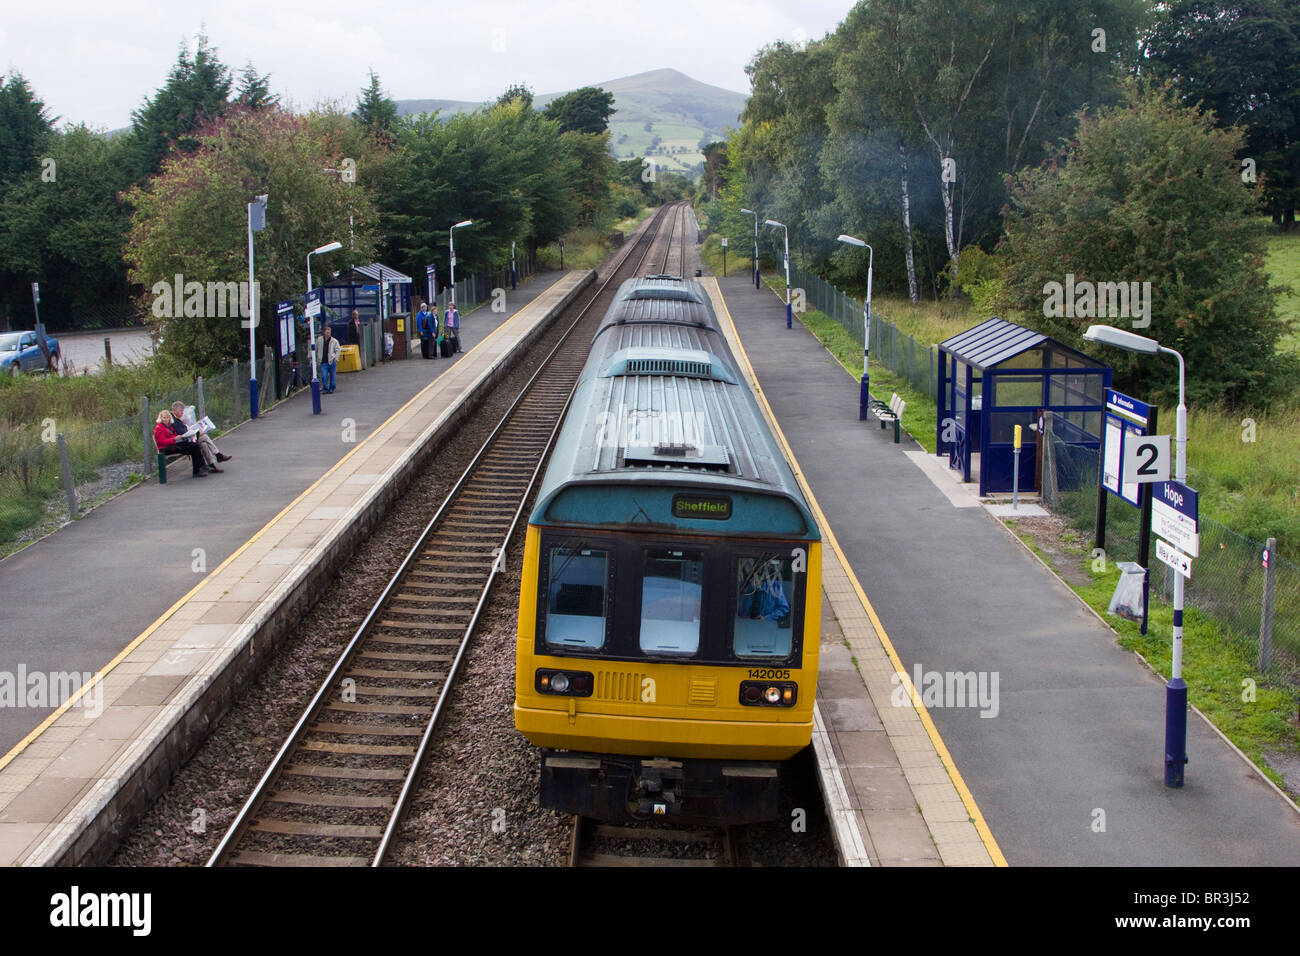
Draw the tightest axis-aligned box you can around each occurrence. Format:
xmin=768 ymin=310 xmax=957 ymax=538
xmin=1009 ymin=518 xmax=1299 ymax=797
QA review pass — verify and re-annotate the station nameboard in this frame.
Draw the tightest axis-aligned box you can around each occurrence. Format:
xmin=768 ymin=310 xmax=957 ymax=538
xmin=1152 ymin=480 xmax=1199 ymax=558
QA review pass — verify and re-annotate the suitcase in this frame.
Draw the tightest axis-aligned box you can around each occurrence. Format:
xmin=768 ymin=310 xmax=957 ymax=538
xmin=439 ymin=336 xmax=452 ymax=358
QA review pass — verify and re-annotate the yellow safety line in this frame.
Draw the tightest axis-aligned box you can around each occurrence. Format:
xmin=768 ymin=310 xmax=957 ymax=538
xmin=703 ymin=277 xmax=1007 ymax=867
xmin=0 ymin=276 xmax=577 ymax=774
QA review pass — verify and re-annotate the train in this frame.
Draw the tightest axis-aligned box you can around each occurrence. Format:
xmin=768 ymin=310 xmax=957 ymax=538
xmin=513 ymin=274 xmax=823 ymax=824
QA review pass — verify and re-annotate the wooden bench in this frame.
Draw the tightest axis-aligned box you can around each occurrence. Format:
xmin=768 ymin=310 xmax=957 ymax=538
xmin=155 ymin=435 xmax=204 ymax=483
xmin=868 ymin=393 xmax=907 ymax=443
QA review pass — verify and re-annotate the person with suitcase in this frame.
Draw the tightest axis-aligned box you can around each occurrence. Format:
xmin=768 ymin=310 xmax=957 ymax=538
xmin=416 ymin=302 xmax=432 ymax=359
xmin=444 ymin=302 xmax=461 ymax=354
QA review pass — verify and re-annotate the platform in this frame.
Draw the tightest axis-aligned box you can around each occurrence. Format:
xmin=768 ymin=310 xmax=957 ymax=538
xmin=705 ymin=278 xmax=997 ymax=867
xmin=0 ymin=270 xmax=593 ymax=865
xmin=709 ymin=273 xmax=1300 ymax=866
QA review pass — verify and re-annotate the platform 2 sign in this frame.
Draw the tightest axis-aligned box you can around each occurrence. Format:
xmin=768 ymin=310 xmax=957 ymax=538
xmin=1101 ymin=390 xmax=1152 ymax=508
xmin=1152 ymin=480 xmax=1199 ymax=558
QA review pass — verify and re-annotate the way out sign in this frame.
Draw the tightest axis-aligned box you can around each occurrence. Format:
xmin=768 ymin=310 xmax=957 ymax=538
xmin=1122 ymin=433 xmax=1170 ymax=484
xmin=1156 ymin=538 xmax=1193 ymax=579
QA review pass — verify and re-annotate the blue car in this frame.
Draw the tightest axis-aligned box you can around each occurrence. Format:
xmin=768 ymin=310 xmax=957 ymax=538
xmin=0 ymin=331 xmax=60 ymax=376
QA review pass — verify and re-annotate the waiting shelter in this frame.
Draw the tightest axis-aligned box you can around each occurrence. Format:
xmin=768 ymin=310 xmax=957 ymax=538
xmin=322 ymin=263 xmax=413 ymax=324
xmin=936 ymin=317 xmax=1110 ymax=495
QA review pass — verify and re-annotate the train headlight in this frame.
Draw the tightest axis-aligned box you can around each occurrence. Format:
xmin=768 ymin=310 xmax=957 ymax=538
xmin=739 ymin=680 xmax=798 ymax=707
xmin=535 ymin=669 xmax=593 ymax=697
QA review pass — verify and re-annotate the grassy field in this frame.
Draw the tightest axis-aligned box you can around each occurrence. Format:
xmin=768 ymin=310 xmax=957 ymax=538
xmin=1265 ymin=226 xmax=1300 ymax=353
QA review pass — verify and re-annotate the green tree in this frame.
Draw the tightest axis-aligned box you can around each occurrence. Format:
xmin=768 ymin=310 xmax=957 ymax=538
xmin=1001 ymin=82 xmax=1290 ymax=407
xmin=129 ymin=33 xmax=232 ymax=177
xmin=123 ymin=107 xmax=378 ymax=368
xmin=0 ymin=125 xmax=136 ymax=324
xmin=0 ymin=71 xmax=56 ymax=326
xmin=543 ymin=87 xmax=616 ymax=134
xmin=496 ymin=83 xmax=534 ymax=110
xmin=1143 ymin=0 xmax=1300 ymax=229
xmin=234 ymin=62 xmax=279 ymax=111
xmin=353 ymin=70 xmax=399 ymax=142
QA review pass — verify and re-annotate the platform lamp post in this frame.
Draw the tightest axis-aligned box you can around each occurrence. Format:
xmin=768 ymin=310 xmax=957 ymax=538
xmin=247 ymin=194 xmax=268 ymax=419
xmin=740 ymin=207 xmax=760 ymax=289
xmin=838 ymin=235 xmax=873 ymax=420
xmin=1083 ymin=323 xmax=1189 ymax=788
xmin=306 ymin=240 xmax=342 ymax=415
xmin=449 ymin=219 xmax=472 ymax=309
xmin=765 ymin=219 xmax=792 ymax=328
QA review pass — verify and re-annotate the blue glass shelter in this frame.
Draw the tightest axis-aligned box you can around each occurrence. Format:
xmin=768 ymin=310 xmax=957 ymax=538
xmin=936 ymin=318 xmax=1110 ymax=495
xmin=321 ymin=263 xmax=412 ymax=338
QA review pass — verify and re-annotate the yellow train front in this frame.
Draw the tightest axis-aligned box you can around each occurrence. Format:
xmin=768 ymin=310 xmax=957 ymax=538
xmin=514 ymin=276 xmax=822 ymax=824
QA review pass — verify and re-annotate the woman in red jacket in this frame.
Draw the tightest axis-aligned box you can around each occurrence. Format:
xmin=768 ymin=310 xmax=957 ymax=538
xmin=154 ymin=410 xmax=207 ymax=477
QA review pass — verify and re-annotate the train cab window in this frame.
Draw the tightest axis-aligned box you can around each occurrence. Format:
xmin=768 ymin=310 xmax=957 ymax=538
xmin=733 ymin=555 xmax=795 ymax=659
xmin=544 ymin=546 xmax=610 ymax=649
xmin=638 ymin=548 xmax=704 ymax=656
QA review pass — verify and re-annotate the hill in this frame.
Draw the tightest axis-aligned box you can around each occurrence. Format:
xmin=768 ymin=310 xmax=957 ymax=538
xmin=396 ymin=68 xmax=747 ymax=178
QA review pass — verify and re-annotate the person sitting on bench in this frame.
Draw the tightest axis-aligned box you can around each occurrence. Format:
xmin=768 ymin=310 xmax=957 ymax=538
xmin=171 ymin=401 xmax=229 ymax=472
xmin=154 ymin=410 xmax=207 ymax=478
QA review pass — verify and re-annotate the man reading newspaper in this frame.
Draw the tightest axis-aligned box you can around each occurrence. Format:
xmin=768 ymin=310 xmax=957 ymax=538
xmin=170 ymin=401 xmax=231 ymax=472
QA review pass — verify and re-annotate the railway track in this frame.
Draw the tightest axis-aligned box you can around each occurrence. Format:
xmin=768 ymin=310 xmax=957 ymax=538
xmin=207 ymin=203 xmax=690 ymax=867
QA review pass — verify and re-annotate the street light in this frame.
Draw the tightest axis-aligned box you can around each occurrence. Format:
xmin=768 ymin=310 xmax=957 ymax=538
xmin=449 ymin=219 xmax=472 ymax=308
xmin=1083 ymin=323 xmax=1189 ymax=788
xmin=740 ymin=207 xmax=760 ymax=289
xmin=306 ymin=240 xmax=342 ymax=415
xmin=765 ymin=219 xmax=792 ymax=328
xmin=839 ymin=235 xmax=874 ymax=421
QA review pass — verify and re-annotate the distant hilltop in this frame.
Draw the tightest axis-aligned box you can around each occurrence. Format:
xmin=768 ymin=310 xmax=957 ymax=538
xmin=396 ymin=68 xmax=749 ymax=177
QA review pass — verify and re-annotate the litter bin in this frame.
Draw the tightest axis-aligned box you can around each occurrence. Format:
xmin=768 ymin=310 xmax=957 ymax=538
xmin=338 ymin=344 xmax=362 ymax=373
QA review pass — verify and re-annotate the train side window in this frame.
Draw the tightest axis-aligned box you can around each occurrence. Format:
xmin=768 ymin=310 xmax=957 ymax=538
xmin=544 ymin=546 xmax=610 ymax=650
xmin=733 ymin=554 xmax=795 ymax=659
xmin=638 ymin=548 xmax=704 ymax=656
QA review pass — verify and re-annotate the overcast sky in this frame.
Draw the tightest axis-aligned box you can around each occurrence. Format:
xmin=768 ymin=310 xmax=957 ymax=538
xmin=2 ymin=0 xmax=856 ymax=130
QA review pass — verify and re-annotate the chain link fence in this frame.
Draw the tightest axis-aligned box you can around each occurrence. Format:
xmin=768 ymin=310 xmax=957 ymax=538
xmin=1042 ymin=424 xmax=1300 ymax=686
xmin=789 ymin=261 xmax=938 ymax=397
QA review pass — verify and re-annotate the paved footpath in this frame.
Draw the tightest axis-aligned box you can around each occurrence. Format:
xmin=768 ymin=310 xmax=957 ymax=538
xmin=0 ymin=273 xmax=563 ymax=755
xmin=716 ymin=274 xmax=1300 ymax=866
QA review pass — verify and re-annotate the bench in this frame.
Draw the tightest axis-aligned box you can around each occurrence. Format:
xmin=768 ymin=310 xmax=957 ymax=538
xmin=155 ymin=435 xmax=207 ymax=483
xmin=868 ymin=393 xmax=907 ymax=443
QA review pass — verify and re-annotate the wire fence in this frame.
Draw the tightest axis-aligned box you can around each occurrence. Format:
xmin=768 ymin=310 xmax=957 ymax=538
xmin=789 ymin=258 xmax=1299 ymax=689
xmin=789 ymin=261 xmax=938 ymax=397
xmin=1042 ymin=424 xmax=1300 ymax=686
xmin=0 ymin=354 xmax=289 ymax=546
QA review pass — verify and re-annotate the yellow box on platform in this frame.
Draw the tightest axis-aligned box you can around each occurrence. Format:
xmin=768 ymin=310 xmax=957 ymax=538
xmin=338 ymin=344 xmax=362 ymax=372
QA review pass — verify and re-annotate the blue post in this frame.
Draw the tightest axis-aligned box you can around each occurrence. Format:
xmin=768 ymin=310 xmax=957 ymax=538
xmin=311 ymin=378 xmax=321 ymax=415
xmin=786 ymin=301 xmax=793 ymax=329
xmin=1165 ymin=683 xmax=1188 ymax=786
xmin=250 ymin=378 xmax=259 ymax=420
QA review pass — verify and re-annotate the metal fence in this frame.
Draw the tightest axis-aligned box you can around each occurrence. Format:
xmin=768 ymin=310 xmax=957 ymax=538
xmin=1041 ymin=425 xmax=1300 ymax=686
xmin=789 ymin=261 xmax=939 ymax=398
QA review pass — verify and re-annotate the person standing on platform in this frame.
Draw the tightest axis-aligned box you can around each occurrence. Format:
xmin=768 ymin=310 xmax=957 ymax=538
xmin=319 ymin=324 xmax=340 ymax=393
xmin=444 ymin=302 xmax=461 ymax=354
xmin=350 ymin=309 xmax=364 ymax=370
xmin=416 ymin=302 xmax=432 ymax=359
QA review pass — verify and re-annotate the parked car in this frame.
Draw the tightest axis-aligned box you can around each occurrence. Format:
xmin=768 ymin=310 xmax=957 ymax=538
xmin=0 ymin=330 xmax=60 ymax=375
